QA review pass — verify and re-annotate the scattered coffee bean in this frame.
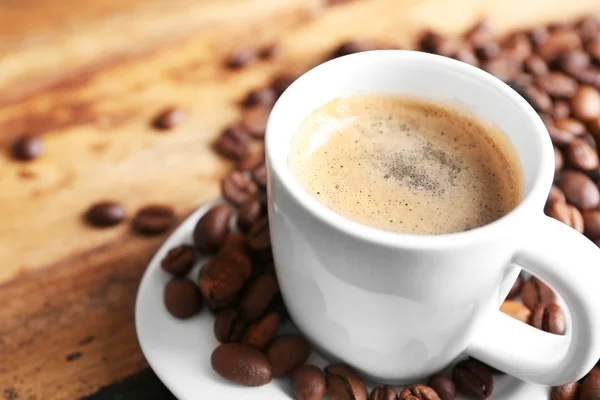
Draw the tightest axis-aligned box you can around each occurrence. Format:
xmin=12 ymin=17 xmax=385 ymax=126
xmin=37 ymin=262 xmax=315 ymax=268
xmin=164 ymin=278 xmax=203 ymax=319
xmin=550 ymin=382 xmax=579 ymax=400
xmin=583 ymin=210 xmax=600 ymax=239
xmin=242 ymin=311 xmax=280 ymax=349
xmin=452 ymin=47 xmax=479 ymax=67
xmin=398 ymin=384 xmax=440 ymax=400
xmin=501 ymin=33 xmax=532 ymax=61
xmin=482 ymin=58 xmax=522 ymax=82
xmin=237 ymin=198 xmax=262 ymax=233
xmin=524 ymin=54 xmax=549 ymax=75
xmin=331 ymin=39 xmax=376 ymax=59
xmin=588 ymin=40 xmax=600 ymax=64
xmin=325 ymin=364 xmax=368 ymax=400
xmin=548 ymin=185 xmax=567 ymax=204
xmin=271 ymin=74 xmax=297 ymax=96
xmin=152 ymin=107 xmax=185 ymax=130
xmin=239 ymin=273 xmax=280 ymax=323
xmin=214 ymin=308 xmax=247 ymax=343
xmin=513 ymin=84 xmax=552 ymax=113
xmin=258 ymin=43 xmax=282 ymax=60
xmin=222 ymin=170 xmax=259 ymax=206
xmin=546 ymin=201 xmax=585 ymax=233
xmin=557 ymin=170 xmax=600 ymax=210
xmin=507 ymin=274 xmax=524 ymax=299
xmin=452 ymin=359 xmax=493 ymax=399
xmin=500 ymin=300 xmax=532 ymax=324
xmin=571 ymin=85 xmax=600 ymax=121
xmin=218 ymin=232 xmax=249 ymax=257
xmin=225 ymin=47 xmax=256 ymax=69
xmin=370 ymin=386 xmax=398 ymax=400
xmin=465 ymin=21 xmax=493 ymax=46
xmin=428 ymin=375 xmax=456 ymax=400
xmin=566 ymin=138 xmax=599 ymax=170
xmin=521 ymin=276 xmax=556 ymax=311
xmin=252 ymin=163 xmax=267 ymax=187
xmin=526 ymin=27 xmax=549 ymax=47
xmin=266 ymin=335 xmax=311 ymax=377
xmin=161 ymin=244 xmax=196 ymax=276
xmin=552 ymin=100 xmax=571 ymax=118
xmin=536 ymin=72 xmax=578 ymax=98
xmin=579 ymin=368 xmax=600 ymax=400
xmin=198 ymin=252 xmax=252 ymax=308
xmin=590 ymin=116 xmax=600 ymax=137
xmin=211 ymin=343 xmax=272 ymax=386
xmin=557 ymin=50 xmax=591 ymax=73
xmin=241 ymin=106 xmax=269 ymax=138
xmin=547 ymin=122 xmax=576 ymax=146
xmin=193 ymin=204 xmax=232 ymax=253
xmin=247 ymin=216 xmax=271 ymax=250
xmin=132 ymin=204 xmax=176 ymax=235
xmin=531 ymin=303 xmax=566 ymax=334
xmin=555 ymin=146 xmax=564 ymax=171
xmin=291 ymin=365 xmax=327 ymax=400
xmin=537 ymin=30 xmax=582 ymax=63
xmin=242 ymin=88 xmax=277 ymax=108
xmin=214 ymin=124 xmax=251 ymax=160
xmin=419 ymin=31 xmax=462 ymax=56
xmin=84 ymin=201 xmax=126 ymax=227
xmin=237 ymin=152 xmax=264 ymax=171
xmin=11 ymin=135 xmax=43 ymax=161
xmin=554 ymin=118 xmax=586 ymax=136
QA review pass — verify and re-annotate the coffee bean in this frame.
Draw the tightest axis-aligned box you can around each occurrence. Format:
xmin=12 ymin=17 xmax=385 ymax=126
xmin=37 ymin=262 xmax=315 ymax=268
xmin=271 ymin=74 xmax=297 ymax=96
xmin=558 ymin=170 xmax=600 ymax=210
xmin=221 ymin=170 xmax=259 ymax=206
xmin=507 ymin=274 xmax=524 ymax=299
xmin=164 ymin=278 xmax=203 ymax=319
xmin=331 ymin=39 xmax=376 ymax=59
xmin=214 ymin=124 xmax=251 ymax=160
xmin=399 ymin=385 xmax=440 ymax=400
xmin=555 ymin=146 xmax=565 ymax=171
xmin=568 ymin=67 xmax=600 ymax=89
xmin=214 ymin=308 xmax=247 ymax=343
xmin=241 ymin=106 xmax=269 ymax=138
xmin=198 ymin=252 xmax=251 ymax=308
xmin=482 ymin=57 xmax=521 ymax=82
xmin=552 ymin=100 xmax=571 ymax=119
xmin=550 ymin=382 xmax=579 ymax=400
xmin=132 ymin=204 xmax=176 ymax=235
xmin=571 ymin=85 xmax=600 ymax=121
xmin=547 ymin=122 xmax=576 ymax=146
xmin=258 ymin=43 xmax=282 ymax=60
xmin=474 ymin=41 xmax=500 ymax=62
xmin=577 ymin=15 xmax=600 ymax=42
xmin=579 ymin=368 xmax=600 ymax=400
xmin=554 ymin=117 xmax=587 ymax=136
xmin=536 ymin=72 xmax=578 ymax=98
xmin=524 ymin=54 xmax=549 ymax=75
xmin=152 ymin=107 xmax=185 ymax=130
xmin=500 ymin=300 xmax=532 ymax=324
xmin=537 ymin=30 xmax=582 ymax=63
xmin=419 ymin=32 xmax=462 ymax=57
xmin=583 ymin=210 xmax=600 ymax=239
xmin=239 ymin=273 xmax=280 ymax=323
xmin=588 ymin=40 xmax=600 ymax=64
xmin=247 ymin=216 xmax=271 ymax=250
xmin=557 ymin=50 xmax=591 ymax=73
xmin=218 ymin=233 xmax=248 ymax=258
xmin=238 ymin=198 xmax=262 ymax=233
xmin=513 ymin=84 xmax=552 ymax=113
xmin=369 ymin=386 xmax=398 ymax=400
xmin=242 ymin=311 xmax=280 ymax=349
xmin=428 ymin=375 xmax=456 ymax=400
xmin=266 ymin=335 xmax=311 ymax=377
xmin=193 ymin=204 xmax=232 ymax=253
xmin=242 ymin=88 xmax=277 ymax=108
xmin=452 ymin=359 xmax=493 ymax=399
xmin=452 ymin=47 xmax=479 ymax=67
xmin=526 ymin=27 xmax=549 ymax=47
xmin=237 ymin=152 xmax=264 ymax=171
xmin=325 ymin=364 xmax=368 ymax=400
xmin=225 ymin=47 xmax=256 ymax=69
xmin=521 ymin=276 xmax=556 ymax=311
xmin=161 ymin=244 xmax=196 ymax=276
xmin=531 ymin=303 xmax=566 ymax=334
xmin=11 ymin=135 xmax=43 ymax=161
xmin=501 ymin=33 xmax=532 ymax=61
xmin=84 ymin=201 xmax=126 ymax=227
xmin=548 ymin=185 xmax=567 ymax=204
xmin=252 ymin=163 xmax=267 ymax=187
xmin=291 ymin=365 xmax=327 ymax=400
xmin=546 ymin=201 xmax=585 ymax=233
xmin=566 ymin=138 xmax=599 ymax=170
xmin=465 ymin=21 xmax=493 ymax=46
xmin=211 ymin=343 xmax=272 ymax=386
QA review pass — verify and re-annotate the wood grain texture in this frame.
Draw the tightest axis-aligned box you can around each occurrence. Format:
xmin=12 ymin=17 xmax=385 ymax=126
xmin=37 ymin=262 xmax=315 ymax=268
xmin=1 ymin=0 xmax=599 ymax=398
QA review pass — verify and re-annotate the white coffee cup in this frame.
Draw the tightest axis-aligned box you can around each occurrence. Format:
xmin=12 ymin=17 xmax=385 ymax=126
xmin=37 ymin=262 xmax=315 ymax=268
xmin=264 ymin=50 xmax=600 ymax=386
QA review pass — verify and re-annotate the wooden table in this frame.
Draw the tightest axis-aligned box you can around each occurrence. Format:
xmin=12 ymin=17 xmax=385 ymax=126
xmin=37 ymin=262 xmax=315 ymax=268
xmin=1 ymin=0 xmax=598 ymax=398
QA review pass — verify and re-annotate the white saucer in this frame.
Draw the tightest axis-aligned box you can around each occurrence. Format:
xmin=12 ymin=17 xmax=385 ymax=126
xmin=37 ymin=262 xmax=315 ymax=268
xmin=135 ymin=202 xmax=551 ymax=399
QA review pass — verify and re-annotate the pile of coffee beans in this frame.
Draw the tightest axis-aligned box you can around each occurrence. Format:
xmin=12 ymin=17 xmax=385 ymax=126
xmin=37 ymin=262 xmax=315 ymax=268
xmin=155 ymin=12 xmax=600 ymax=400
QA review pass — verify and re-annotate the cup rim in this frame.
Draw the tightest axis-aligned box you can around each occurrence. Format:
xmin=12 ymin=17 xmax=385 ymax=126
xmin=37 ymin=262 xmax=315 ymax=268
xmin=265 ymin=50 xmax=554 ymax=250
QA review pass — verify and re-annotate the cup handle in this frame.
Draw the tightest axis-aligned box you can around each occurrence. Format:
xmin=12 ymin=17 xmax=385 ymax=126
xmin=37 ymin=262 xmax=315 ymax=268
xmin=466 ymin=216 xmax=600 ymax=386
